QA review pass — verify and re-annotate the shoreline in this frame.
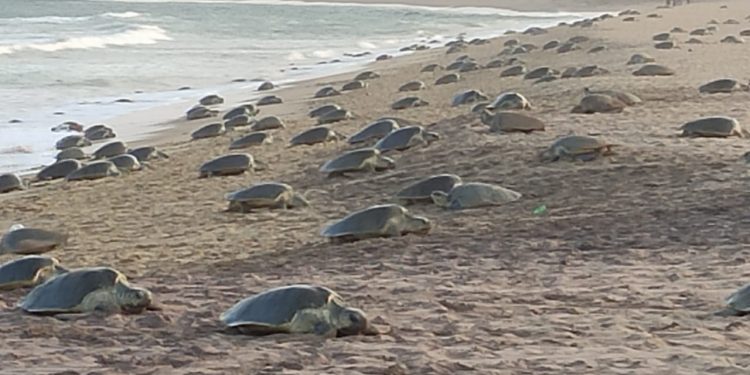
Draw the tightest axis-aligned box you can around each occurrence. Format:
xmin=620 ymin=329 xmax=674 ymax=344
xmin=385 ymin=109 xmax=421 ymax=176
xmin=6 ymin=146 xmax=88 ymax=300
xmin=284 ymin=0 xmax=661 ymax=12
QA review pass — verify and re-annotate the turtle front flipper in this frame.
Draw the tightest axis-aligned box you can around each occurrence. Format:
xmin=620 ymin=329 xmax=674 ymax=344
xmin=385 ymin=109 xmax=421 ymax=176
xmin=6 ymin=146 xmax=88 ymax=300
xmin=289 ymin=308 xmax=336 ymax=337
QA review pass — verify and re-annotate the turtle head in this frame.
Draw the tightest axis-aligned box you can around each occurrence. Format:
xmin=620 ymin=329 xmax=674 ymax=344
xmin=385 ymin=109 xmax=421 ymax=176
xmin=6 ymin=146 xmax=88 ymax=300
xmin=335 ymin=307 xmax=378 ymax=337
xmin=375 ymin=155 xmax=396 ymax=171
xmin=430 ymin=191 xmax=451 ymax=208
xmin=583 ymin=87 xmax=592 ymax=96
xmin=291 ymin=192 xmax=311 ymax=208
xmin=116 ymin=284 xmax=153 ymax=314
xmin=423 ymin=131 xmax=441 ymax=144
xmin=404 ymin=212 xmax=432 ymax=235
xmin=480 ymin=109 xmax=494 ymax=125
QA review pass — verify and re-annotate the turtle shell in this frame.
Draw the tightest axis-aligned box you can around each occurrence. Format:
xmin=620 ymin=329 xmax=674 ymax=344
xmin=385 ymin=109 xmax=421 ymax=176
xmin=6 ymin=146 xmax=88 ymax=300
xmin=436 ymin=182 xmax=522 ymax=210
xmin=482 ymin=111 xmax=545 ymax=133
xmin=680 ymin=116 xmax=742 ymax=137
xmin=321 ymin=204 xmax=406 ymax=239
xmin=55 ymin=147 xmax=86 ymax=161
xmin=396 ymin=174 xmax=462 ymax=201
xmin=452 ymin=90 xmax=489 ymax=107
xmin=725 ymin=284 xmax=750 ymax=313
xmin=66 ymin=161 xmax=121 ymax=181
xmin=546 ymin=135 xmax=611 ymax=158
xmin=374 ymin=126 xmax=433 ymax=152
xmin=699 ymin=79 xmax=742 ymax=94
xmin=435 ymin=73 xmax=460 ymax=85
xmin=199 ymin=153 xmax=253 ymax=178
xmin=317 ymin=109 xmax=351 ymax=125
xmin=257 ymin=95 xmax=282 ymax=106
xmin=309 ymin=104 xmax=342 ymax=118
xmin=0 ymin=227 xmax=68 ymax=255
xmin=252 ymin=116 xmax=285 ymax=131
xmin=348 ymin=120 xmax=399 ymax=144
xmin=225 ymin=182 xmax=293 ymax=205
xmin=128 ymin=146 xmax=168 ymax=162
xmin=399 ymin=80 xmax=426 ymax=92
xmin=290 ymin=127 xmax=336 ymax=146
xmin=220 ymin=284 xmax=339 ymax=332
xmin=109 ymin=154 xmax=141 ymax=172
xmin=0 ymin=173 xmax=26 ymax=194
xmin=0 ymin=256 xmax=62 ymax=289
xmin=487 ymin=92 xmax=529 ymax=110
xmin=633 ymin=64 xmax=675 ymax=76
xmin=93 ymin=141 xmax=128 ymax=159
xmin=37 ymin=160 xmax=81 ymax=181
xmin=19 ymin=267 xmax=123 ymax=313
xmin=229 ymin=132 xmax=272 ymax=149
xmin=392 ymin=97 xmax=428 ymax=110
xmin=191 ymin=123 xmax=226 ymax=140
xmin=320 ymin=148 xmax=380 ymax=174
xmin=56 ymin=135 xmax=91 ymax=150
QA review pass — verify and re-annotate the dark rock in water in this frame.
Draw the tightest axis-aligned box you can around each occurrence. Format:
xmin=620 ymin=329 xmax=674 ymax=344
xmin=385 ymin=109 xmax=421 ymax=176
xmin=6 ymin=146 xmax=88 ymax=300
xmin=134 ymin=90 xmax=143 ymax=94
xmin=344 ymin=51 xmax=371 ymax=57
xmin=53 ymin=112 xmax=65 ymax=115
xmin=114 ymin=98 xmax=133 ymax=103
xmin=330 ymin=59 xmax=341 ymax=63
xmin=177 ymin=86 xmax=191 ymax=91
xmin=232 ymin=78 xmax=247 ymax=83
xmin=8 ymin=119 xmax=22 ymax=124
xmin=376 ymin=54 xmax=392 ymax=61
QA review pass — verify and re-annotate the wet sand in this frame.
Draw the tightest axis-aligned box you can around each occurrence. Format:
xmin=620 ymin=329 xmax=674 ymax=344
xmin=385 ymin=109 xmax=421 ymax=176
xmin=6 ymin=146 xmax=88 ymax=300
xmin=2 ymin=0 xmax=750 ymax=374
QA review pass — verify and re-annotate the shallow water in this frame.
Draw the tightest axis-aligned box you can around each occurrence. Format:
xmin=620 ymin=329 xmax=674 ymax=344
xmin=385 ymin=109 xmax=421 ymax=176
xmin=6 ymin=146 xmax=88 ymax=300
xmin=0 ymin=0 xmax=595 ymax=173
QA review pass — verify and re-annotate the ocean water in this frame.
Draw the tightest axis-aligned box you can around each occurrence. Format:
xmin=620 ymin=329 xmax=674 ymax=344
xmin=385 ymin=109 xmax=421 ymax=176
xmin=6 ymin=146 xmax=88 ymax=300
xmin=0 ymin=0 xmax=596 ymax=174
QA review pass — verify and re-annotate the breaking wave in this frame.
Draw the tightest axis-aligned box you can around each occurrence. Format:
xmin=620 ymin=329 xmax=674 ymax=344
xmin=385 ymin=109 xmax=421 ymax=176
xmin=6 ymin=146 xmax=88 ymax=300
xmin=0 ymin=25 xmax=171 ymax=55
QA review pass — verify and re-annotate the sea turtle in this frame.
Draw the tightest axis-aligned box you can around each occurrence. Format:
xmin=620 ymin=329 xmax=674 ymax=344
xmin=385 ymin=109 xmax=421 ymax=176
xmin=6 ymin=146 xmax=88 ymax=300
xmin=627 ymin=53 xmax=656 ymax=65
xmin=500 ymin=65 xmax=526 ymax=77
xmin=560 ymin=67 xmax=579 ymax=79
xmin=223 ymin=105 xmax=257 ymax=121
xmin=252 ymin=116 xmax=285 ymax=131
xmin=18 ymin=267 xmax=154 ymax=317
xmin=320 ymin=204 xmax=431 ymax=243
xmin=314 ymin=86 xmax=341 ymax=98
xmin=633 ymin=64 xmax=675 ymax=76
xmin=342 ymin=80 xmax=367 ymax=91
xmin=220 ymin=284 xmax=378 ymax=337
xmin=398 ymin=80 xmax=426 ymax=92
xmin=458 ymin=61 xmax=481 ymax=72
xmin=0 ymin=173 xmax=27 ymax=194
xmin=200 ymin=94 xmax=224 ymax=106
xmin=392 ymin=97 xmax=428 ymax=110
xmin=583 ymin=88 xmax=642 ymax=106
xmin=394 ymin=174 xmax=463 ymax=205
xmin=523 ymin=26 xmax=547 ymax=35
xmin=671 ymin=27 xmax=687 ymax=33
xmin=421 ymin=64 xmax=442 ymax=73
xmin=309 ymin=104 xmax=342 ymax=119
xmin=36 ymin=159 xmax=82 ymax=181
xmin=435 ymin=73 xmax=460 ymax=85
xmin=66 ymin=161 xmax=121 ymax=182
xmin=486 ymin=92 xmax=531 ymax=111
xmin=588 ymin=46 xmax=607 ymax=54
xmin=686 ymin=38 xmax=704 ymax=44
xmin=92 ymin=141 xmax=127 ymax=159
xmin=0 ymin=227 xmax=68 ymax=255
xmin=679 ymin=116 xmax=747 ymax=138
xmin=56 ymin=135 xmax=91 ymax=150
xmin=480 ymin=110 xmax=546 ymax=133
xmin=690 ymin=28 xmax=709 ymax=36
xmin=289 ymin=126 xmax=342 ymax=147
xmin=229 ymin=132 xmax=273 ymax=150
xmin=348 ymin=119 xmax=400 ymax=145
xmin=557 ymin=42 xmax=581 ymax=54
xmin=317 ymin=109 xmax=352 ymax=125
xmin=128 ymin=146 xmax=169 ymax=162
xmin=186 ymin=105 xmax=218 ymax=120
xmin=715 ymin=283 xmax=750 ymax=316
xmin=374 ymin=126 xmax=440 ymax=153
xmin=699 ymin=79 xmax=748 ymax=94
xmin=84 ymin=125 xmax=116 ymax=141
xmin=257 ymin=81 xmax=275 ymax=91
xmin=572 ymin=94 xmax=627 ymax=114
xmin=431 ymin=182 xmax=522 ymax=210
xmin=653 ymin=32 xmax=671 ymax=41
xmin=485 ymin=59 xmax=506 ymax=69
xmin=574 ymin=65 xmax=609 ymax=78
xmin=354 ymin=71 xmax=380 ymax=81
xmin=524 ymin=67 xmax=557 ymax=80
xmin=257 ymin=95 xmax=282 ymax=106
xmin=108 ymin=154 xmax=142 ymax=172
xmin=543 ymin=40 xmax=561 ymax=50
xmin=741 ymin=29 xmax=750 ymax=37
xmin=539 ymin=135 xmax=616 ymax=162
xmin=504 ymin=38 xmax=520 ymax=47
xmin=654 ymin=40 xmax=677 ymax=49
xmin=721 ymin=36 xmax=744 ymax=44
xmin=191 ymin=123 xmax=226 ymax=140
xmin=0 ymin=256 xmax=67 ymax=290
xmin=452 ymin=89 xmax=489 ymax=107
xmin=225 ymin=115 xmax=252 ymax=129
xmin=55 ymin=147 xmax=86 ymax=161
xmin=225 ymin=182 xmax=309 ymax=212
xmin=319 ymin=148 xmax=395 ymax=178
xmin=199 ymin=153 xmax=259 ymax=178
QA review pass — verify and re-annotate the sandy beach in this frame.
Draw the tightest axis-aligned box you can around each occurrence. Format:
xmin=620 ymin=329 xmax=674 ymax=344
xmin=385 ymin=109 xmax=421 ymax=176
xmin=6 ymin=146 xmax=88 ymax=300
xmin=3 ymin=0 xmax=750 ymax=373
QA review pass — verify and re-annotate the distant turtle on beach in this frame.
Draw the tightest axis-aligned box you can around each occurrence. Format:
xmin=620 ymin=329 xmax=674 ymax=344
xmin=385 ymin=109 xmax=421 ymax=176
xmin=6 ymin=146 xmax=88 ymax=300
xmin=0 ymin=226 xmax=68 ymax=255
xmin=721 ymin=35 xmax=744 ymax=44
xmin=223 ymin=104 xmax=258 ymax=121
xmin=200 ymin=94 xmax=224 ymax=106
xmin=84 ymin=124 xmax=116 ymax=141
xmin=93 ymin=141 xmax=128 ymax=159
xmin=191 ymin=123 xmax=226 ymax=140
xmin=679 ymin=116 xmax=747 ymax=137
xmin=539 ymin=135 xmax=616 ymax=162
xmin=633 ymin=64 xmax=675 ymax=76
xmin=0 ymin=256 xmax=67 ymax=291
xmin=317 ymin=108 xmax=352 ymax=125
xmin=392 ymin=96 xmax=429 ymax=110
xmin=715 ymin=283 xmax=750 ymax=316
xmin=398 ymin=80 xmax=426 ymax=92
xmin=225 ymin=182 xmax=309 ymax=213
xmin=257 ymin=81 xmax=275 ymax=91
xmin=36 ymin=159 xmax=82 ymax=181
xmin=486 ymin=92 xmax=531 ymax=111
xmin=320 ymin=204 xmax=431 ymax=243
xmin=314 ymin=86 xmax=341 ymax=99
xmin=500 ymin=65 xmax=527 ymax=77
xmin=342 ymin=80 xmax=368 ymax=91
xmin=699 ymin=79 xmax=749 ymax=94
xmin=431 ymin=182 xmax=522 ymax=210
xmin=55 ymin=135 xmax=91 ymax=151
xmin=452 ymin=89 xmax=489 ymax=107
xmin=480 ymin=110 xmax=546 ymax=133
xmin=435 ymin=73 xmax=460 ymax=85
xmin=394 ymin=174 xmax=463 ymax=205
xmin=0 ymin=173 xmax=27 ymax=194
xmin=421 ymin=63 xmax=442 ymax=73
xmin=225 ymin=115 xmax=252 ymax=129
xmin=319 ymin=148 xmax=395 ymax=178
xmin=572 ymin=94 xmax=627 ymax=114
xmin=199 ymin=153 xmax=260 ymax=178
xmin=220 ymin=284 xmax=378 ymax=337
xmin=257 ymin=95 xmax=283 ymax=106
xmin=627 ymin=53 xmax=656 ymax=65
xmin=18 ymin=267 xmax=154 ymax=318
xmin=348 ymin=119 xmax=400 ymax=145
xmin=374 ymin=126 xmax=440 ymax=153
xmin=252 ymin=116 xmax=286 ymax=131
xmin=354 ymin=71 xmax=380 ymax=81
xmin=108 ymin=154 xmax=143 ymax=172
xmin=128 ymin=146 xmax=169 ymax=162
xmin=309 ymin=104 xmax=342 ymax=119
xmin=186 ymin=105 xmax=218 ymax=120
xmin=524 ymin=67 xmax=557 ymax=80
xmin=55 ymin=147 xmax=87 ymax=161
xmin=289 ymin=126 xmax=342 ymax=147
xmin=229 ymin=132 xmax=273 ymax=150
xmin=583 ymin=88 xmax=642 ymax=106
xmin=65 ymin=161 xmax=121 ymax=182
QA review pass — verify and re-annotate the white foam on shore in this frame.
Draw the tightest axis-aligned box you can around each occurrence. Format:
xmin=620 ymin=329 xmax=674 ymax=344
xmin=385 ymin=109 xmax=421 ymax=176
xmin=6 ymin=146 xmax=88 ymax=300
xmin=0 ymin=25 xmax=170 ymax=55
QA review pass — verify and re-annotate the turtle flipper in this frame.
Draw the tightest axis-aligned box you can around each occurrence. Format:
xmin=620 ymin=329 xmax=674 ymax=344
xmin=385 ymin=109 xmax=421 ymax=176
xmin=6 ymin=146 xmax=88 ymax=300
xmin=54 ymin=312 xmax=93 ymax=321
xmin=714 ymin=307 xmax=745 ymax=317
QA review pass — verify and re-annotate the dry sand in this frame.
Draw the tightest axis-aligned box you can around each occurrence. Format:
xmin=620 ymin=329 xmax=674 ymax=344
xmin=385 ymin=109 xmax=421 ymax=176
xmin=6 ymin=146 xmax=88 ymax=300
xmin=2 ymin=0 xmax=750 ymax=374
